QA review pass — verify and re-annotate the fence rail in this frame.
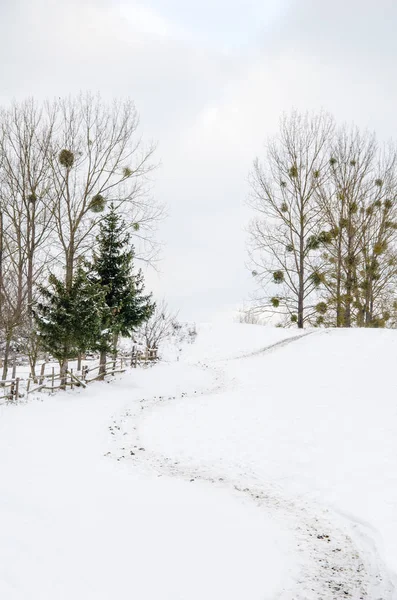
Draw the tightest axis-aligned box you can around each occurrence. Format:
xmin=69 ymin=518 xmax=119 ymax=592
xmin=0 ymin=347 xmax=158 ymax=404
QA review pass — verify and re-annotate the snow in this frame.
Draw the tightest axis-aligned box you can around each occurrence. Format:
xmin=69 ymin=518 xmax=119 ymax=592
xmin=139 ymin=327 xmax=397 ymax=596
xmin=0 ymin=351 xmax=296 ymax=600
xmin=178 ymin=321 xmax=301 ymax=361
xmin=1 ymin=323 xmax=397 ymax=598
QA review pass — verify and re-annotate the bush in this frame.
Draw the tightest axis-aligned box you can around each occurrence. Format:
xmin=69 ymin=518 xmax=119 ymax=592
xmin=273 ymin=270 xmax=284 ymax=284
xmin=318 ymin=231 xmax=333 ymax=245
xmin=123 ymin=167 xmax=133 ymax=178
xmin=306 ymin=235 xmax=320 ymax=251
xmin=373 ymin=241 xmax=387 ymax=255
xmin=384 ymin=199 xmax=393 ymax=211
xmin=89 ymin=194 xmax=106 ymax=213
xmin=237 ymin=309 xmax=263 ymax=325
xmin=315 ymin=302 xmax=328 ymax=315
xmin=310 ymin=271 xmax=324 ymax=287
xmin=271 ymin=297 xmax=280 ymax=308
xmin=59 ymin=149 xmax=75 ymax=169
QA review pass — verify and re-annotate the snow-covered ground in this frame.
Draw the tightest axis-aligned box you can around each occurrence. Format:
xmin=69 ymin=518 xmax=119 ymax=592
xmin=1 ymin=323 xmax=397 ymax=598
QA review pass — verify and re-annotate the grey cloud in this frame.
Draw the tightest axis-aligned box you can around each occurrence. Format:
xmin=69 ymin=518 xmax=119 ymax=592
xmin=1 ymin=0 xmax=396 ymax=320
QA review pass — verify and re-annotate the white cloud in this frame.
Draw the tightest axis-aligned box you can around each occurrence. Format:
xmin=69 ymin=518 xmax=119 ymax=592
xmin=117 ymin=2 xmax=190 ymax=40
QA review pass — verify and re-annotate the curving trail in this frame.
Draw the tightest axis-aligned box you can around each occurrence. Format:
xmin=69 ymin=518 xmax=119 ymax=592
xmin=109 ymin=332 xmax=396 ymax=600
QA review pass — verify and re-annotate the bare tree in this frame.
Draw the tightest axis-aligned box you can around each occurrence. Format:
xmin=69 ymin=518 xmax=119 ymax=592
xmin=248 ymin=111 xmax=334 ymax=328
xmin=138 ymin=300 xmax=179 ymax=350
xmin=356 ymin=148 xmax=397 ymax=327
xmin=315 ymin=127 xmax=397 ymax=327
xmin=235 ymin=306 xmax=264 ymax=325
xmin=0 ymin=100 xmax=56 ymax=376
xmin=47 ymin=94 xmax=160 ymax=289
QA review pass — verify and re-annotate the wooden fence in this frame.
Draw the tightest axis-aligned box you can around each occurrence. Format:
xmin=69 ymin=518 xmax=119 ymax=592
xmin=130 ymin=346 xmax=158 ymax=367
xmin=0 ymin=347 xmax=158 ymax=404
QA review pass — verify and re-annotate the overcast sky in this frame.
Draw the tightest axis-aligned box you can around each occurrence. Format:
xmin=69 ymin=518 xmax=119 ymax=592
xmin=1 ymin=0 xmax=397 ymax=320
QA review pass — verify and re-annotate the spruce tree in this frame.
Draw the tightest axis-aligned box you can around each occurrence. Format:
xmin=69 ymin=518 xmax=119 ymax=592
xmin=89 ymin=205 xmax=155 ymax=377
xmin=33 ymin=267 xmax=105 ymax=386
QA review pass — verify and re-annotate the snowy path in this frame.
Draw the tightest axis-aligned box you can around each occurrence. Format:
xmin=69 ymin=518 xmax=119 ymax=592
xmin=2 ymin=325 xmax=397 ymax=598
xmin=110 ymin=329 xmax=396 ymax=599
xmin=0 ymin=328 xmax=300 ymax=599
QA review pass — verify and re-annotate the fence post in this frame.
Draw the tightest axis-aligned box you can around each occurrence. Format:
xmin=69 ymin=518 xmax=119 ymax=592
xmin=70 ymin=368 xmax=74 ymax=390
xmin=15 ymin=378 xmax=19 ymax=401
xmin=12 ymin=359 xmax=17 ymax=380
xmin=51 ymin=367 xmax=55 ymax=394
xmin=10 ymin=379 xmax=15 ymax=400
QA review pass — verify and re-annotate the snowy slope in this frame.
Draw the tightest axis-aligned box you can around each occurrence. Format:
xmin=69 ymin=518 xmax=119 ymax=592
xmin=0 ymin=343 xmax=297 ymax=600
xmin=179 ymin=321 xmax=303 ymax=361
xmin=138 ymin=327 xmax=397 ymax=597
xmin=1 ymin=324 xmax=397 ymax=598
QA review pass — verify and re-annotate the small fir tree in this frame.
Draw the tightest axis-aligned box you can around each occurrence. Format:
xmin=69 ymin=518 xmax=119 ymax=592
xmin=89 ymin=205 xmax=155 ymax=378
xmin=33 ymin=267 xmax=105 ymax=386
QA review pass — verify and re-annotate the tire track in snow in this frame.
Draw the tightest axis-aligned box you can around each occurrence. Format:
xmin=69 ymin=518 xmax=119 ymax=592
xmin=109 ymin=332 xmax=396 ymax=600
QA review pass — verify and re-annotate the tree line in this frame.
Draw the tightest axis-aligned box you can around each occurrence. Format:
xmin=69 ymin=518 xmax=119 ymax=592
xmin=0 ymin=94 xmax=162 ymax=380
xmin=248 ymin=111 xmax=397 ymax=329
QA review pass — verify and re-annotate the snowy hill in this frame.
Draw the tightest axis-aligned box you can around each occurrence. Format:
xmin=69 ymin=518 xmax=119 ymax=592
xmin=1 ymin=324 xmax=397 ymax=598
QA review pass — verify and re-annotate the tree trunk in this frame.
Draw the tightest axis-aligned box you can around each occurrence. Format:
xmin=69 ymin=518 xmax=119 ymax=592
xmin=364 ymin=255 xmax=377 ymax=327
xmin=26 ymin=197 xmax=35 ymax=329
xmin=344 ymin=222 xmax=354 ymax=328
xmin=0 ymin=211 xmax=3 ymax=324
xmin=29 ymin=354 xmax=37 ymax=382
xmin=2 ymin=336 xmax=11 ymax=381
xmin=60 ymin=359 xmax=68 ymax=390
xmin=77 ymin=352 xmax=82 ymax=371
xmin=65 ymin=248 xmax=74 ymax=290
xmin=297 ymin=215 xmax=304 ymax=329
xmin=98 ymin=349 xmax=107 ymax=381
xmin=27 ymin=247 xmax=34 ymax=327
xmin=345 ymin=277 xmax=352 ymax=327
xmin=297 ymin=288 xmax=304 ymax=329
xmin=112 ymin=332 xmax=119 ymax=357
xmin=336 ymin=229 xmax=343 ymax=327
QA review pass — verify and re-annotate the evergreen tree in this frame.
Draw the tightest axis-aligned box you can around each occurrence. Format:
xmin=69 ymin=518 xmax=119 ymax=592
xmin=33 ymin=267 xmax=105 ymax=386
xmin=89 ymin=205 xmax=155 ymax=377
